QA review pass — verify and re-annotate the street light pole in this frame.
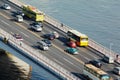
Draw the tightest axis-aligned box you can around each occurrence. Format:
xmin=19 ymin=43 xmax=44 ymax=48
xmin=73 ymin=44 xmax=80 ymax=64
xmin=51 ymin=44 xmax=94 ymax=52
xmin=110 ymin=43 xmax=113 ymax=57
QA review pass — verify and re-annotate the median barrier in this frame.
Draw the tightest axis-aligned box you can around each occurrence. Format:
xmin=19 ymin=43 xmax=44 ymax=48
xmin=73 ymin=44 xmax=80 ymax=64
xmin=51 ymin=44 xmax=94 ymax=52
xmin=0 ymin=28 xmax=81 ymax=80
xmin=5 ymin=0 xmax=120 ymax=77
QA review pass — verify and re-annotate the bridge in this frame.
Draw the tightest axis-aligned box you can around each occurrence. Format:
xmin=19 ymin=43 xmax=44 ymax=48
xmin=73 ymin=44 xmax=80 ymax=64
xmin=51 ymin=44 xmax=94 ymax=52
xmin=0 ymin=0 xmax=120 ymax=80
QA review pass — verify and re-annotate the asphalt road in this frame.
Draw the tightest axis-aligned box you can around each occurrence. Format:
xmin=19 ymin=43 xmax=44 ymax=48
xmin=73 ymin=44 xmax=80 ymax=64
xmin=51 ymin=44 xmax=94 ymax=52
xmin=0 ymin=0 xmax=120 ymax=79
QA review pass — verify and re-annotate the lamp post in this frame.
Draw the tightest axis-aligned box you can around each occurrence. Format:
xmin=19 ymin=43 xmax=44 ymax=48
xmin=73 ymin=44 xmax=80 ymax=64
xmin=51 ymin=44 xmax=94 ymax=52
xmin=110 ymin=43 xmax=113 ymax=57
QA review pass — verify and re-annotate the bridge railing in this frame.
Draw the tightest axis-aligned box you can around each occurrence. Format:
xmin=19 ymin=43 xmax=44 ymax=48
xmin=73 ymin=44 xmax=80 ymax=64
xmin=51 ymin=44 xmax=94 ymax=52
xmin=45 ymin=15 xmax=73 ymax=33
xmin=0 ymin=28 xmax=81 ymax=80
xmin=44 ymin=13 xmax=120 ymax=64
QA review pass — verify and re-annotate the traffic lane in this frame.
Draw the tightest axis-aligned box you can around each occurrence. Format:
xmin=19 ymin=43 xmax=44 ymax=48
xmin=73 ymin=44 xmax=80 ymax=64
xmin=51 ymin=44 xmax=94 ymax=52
xmin=0 ymin=14 xmax=40 ymax=46
xmin=0 ymin=24 xmax=85 ymax=79
xmin=0 ymin=0 xmax=115 ymax=69
xmin=38 ymin=47 xmax=85 ymax=79
xmin=42 ymin=22 xmax=101 ymax=60
xmin=0 ymin=11 xmax=85 ymax=76
xmin=0 ymin=8 xmax=84 ymax=67
xmin=40 ymin=22 xmax=96 ymax=61
xmin=41 ymin=22 xmax=107 ymax=64
xmin=0 ymin=0 xmax=33 ymax=26
xmin=42 ymin=21 xmax=120 ymax=77
xmin=0 ymin=0 xmax=96 ymax=67
xmin=1 ymin=0 xmax=118 ymax=78
xmin=39 ymin=46 xmax=84 ymax=73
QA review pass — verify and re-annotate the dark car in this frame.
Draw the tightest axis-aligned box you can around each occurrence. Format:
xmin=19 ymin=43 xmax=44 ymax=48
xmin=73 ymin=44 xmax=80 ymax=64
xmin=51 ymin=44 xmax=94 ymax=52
xmin=44 ymin=33 xmax=55 ymax=40
xmin=116 ymin=78 xmax=120 ymax=80
xmin=42 ymin=39 xmax=52 ymax=47
xmin=43 ymin=31 xmax=59 ymax=40
xmin=89 ymin=60 xmax=102 ymax=68
xmin=16 ymin=10 xmax=24 ymax=16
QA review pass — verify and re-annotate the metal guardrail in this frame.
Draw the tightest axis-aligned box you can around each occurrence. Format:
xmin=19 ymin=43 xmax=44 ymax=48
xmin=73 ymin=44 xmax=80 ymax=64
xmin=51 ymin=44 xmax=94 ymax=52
xmin=8 ymin=0 xmax=120 ymax=63
xmin=0 ymin=28 xmax=81 ymax=80
xmin=6 ymin=0 xmax=120 ymax=78
xmin=45 ymin=14 xmax=120 ymax=63
xmin=44 ymin=14 xmax=120 ymax=63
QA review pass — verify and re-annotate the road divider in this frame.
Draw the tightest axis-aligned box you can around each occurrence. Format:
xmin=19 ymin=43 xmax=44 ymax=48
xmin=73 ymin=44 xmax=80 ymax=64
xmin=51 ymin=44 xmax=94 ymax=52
xmin=8 ymin=0 xmax=120 ymax=64
xmin=0 ymin=28 xmax=81 ymax=80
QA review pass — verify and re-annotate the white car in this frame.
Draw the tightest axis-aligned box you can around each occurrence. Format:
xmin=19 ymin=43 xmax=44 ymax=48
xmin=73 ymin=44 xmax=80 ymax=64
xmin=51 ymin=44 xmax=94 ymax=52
xmin=37 ymin=41 xmax=49 ymax=50
xmin=2 ymin=4 xmax=11 ymax=10
xmin=30 ymin=22 xmax=43 ymax=31
xmin=52 ymin=31 xmax=59 ymax=38
xmin=15 ymin=15 xmax=23 ymax=22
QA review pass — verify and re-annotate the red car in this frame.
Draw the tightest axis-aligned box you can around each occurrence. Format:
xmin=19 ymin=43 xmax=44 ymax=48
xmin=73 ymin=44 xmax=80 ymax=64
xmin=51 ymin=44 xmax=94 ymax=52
xmin=67 ymin=41 xmax=76 ymax=48
xmin=13 ymin=33 xmax=23 ymax=40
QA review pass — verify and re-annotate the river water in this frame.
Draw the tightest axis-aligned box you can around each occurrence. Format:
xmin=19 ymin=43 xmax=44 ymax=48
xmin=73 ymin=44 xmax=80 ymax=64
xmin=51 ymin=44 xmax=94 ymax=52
xmin=19 ymin=0 xmax=120 ymax=54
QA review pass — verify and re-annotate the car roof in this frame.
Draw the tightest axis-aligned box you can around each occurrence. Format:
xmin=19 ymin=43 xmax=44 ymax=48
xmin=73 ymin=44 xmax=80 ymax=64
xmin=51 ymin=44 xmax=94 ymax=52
xmin=67 ymin=48 xmax=77 ymax=51
xmin=4 ymin=4 xmax=9 ymax=5
xmin=38 ymin=41 xmax=47 ymax=45
xmin=114 ymin=67 xmax=120 ymax=70
xmin=16 ymin=15 xmax=23 ymax=17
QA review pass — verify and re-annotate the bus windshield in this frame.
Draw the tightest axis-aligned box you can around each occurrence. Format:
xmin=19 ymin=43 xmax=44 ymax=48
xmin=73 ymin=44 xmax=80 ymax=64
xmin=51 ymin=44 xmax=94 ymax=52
xmin=101 ymin=75 xmax=110 ymax=80
xmin=81 ymin=38 xmax=88 ymax=41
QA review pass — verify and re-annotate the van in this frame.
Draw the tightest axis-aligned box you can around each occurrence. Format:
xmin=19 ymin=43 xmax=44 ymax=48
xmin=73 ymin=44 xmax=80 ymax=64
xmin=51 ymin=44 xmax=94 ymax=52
xmin=103 ymin=56 xmax=114 ymax=63
xmin=15 ymin=15 xmax=23 ymax=22
xmin=113 ymin=67 xmax=120 ymax=75
xmin=89 ymin=60 xmax=102 ymax=68
xmin=37 ymin=41 xmax=49 ymax=50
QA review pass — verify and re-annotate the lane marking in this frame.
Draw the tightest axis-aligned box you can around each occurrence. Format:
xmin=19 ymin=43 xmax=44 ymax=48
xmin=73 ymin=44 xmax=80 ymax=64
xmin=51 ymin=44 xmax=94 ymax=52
xmin=53 ymin=59 xmax=63 ymax=65
xmin=0 ymin=12 xmax=10 ymax=19
xmin=20 ymin=31 xmax=29 ymax=38
xmin=63 ymin=58 xmax=74 ymax=65
xmin=84 ymin=56 xmax=91 ymax=61
xmin=0 ymin=11 xmax=85 ymax=65
xmin=1 ymin=20 xmax=10 ymax=26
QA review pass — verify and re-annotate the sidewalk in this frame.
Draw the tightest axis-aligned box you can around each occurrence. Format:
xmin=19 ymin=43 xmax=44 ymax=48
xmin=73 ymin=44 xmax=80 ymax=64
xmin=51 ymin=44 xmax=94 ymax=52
xmin=8 ymin=0 xmax=25 ymax=7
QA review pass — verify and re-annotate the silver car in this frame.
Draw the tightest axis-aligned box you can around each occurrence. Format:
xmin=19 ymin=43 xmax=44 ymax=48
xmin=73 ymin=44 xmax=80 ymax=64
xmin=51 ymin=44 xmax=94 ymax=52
xmin=2 ymin=4 xmax=11 ymax=10
xmin=30 ymin=22 xmax=43 ymax=31
xmin=37 ymin=41 xmax=49 ymax=50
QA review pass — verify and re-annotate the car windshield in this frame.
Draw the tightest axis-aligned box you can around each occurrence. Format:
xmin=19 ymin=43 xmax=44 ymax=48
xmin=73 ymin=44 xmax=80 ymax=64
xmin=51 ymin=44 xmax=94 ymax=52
xmin=15 ymin=34 xmax=22 ymax=38
xmin=71 ymin=48 xmax=77 ymax=51
xmin=35 ymin=25 xmax=41 ymax=28
xmin=34 ymin=22 xmax=42 ymax=25
xmin=45 ymin=40 xmax=51 ymax=44
xmin=5 ymin=4 xmax=9 ymax=6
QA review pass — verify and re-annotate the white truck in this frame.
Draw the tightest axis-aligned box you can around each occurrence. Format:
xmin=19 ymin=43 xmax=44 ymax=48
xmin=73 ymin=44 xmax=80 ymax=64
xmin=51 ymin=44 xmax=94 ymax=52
xmin=103 ymin=55 xmax=114 ymax=63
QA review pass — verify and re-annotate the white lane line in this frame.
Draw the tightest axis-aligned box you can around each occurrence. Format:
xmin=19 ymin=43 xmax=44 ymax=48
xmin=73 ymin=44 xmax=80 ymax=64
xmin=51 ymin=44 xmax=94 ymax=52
xmin=84 ymin=56 xmax=91 ymax=61
xmin=20 ymin=31 xmax=29 ymax=38
xmin=53 ymin=59 xmax=63 ymax=65
xmin=63 ymin=58 xmax=74 ymax=65
xmin=1 ymin=20 xmax=10 ymax=26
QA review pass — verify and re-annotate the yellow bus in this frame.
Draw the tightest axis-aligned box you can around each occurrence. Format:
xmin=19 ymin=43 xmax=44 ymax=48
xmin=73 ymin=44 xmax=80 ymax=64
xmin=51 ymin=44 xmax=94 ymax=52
xmin=22 ymin=5 xmax=44 ymax=22
xmin=83 ymin=64 xmax=113 ymax=80
xmin=67 ymin=30 xmax=88 ymax=46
